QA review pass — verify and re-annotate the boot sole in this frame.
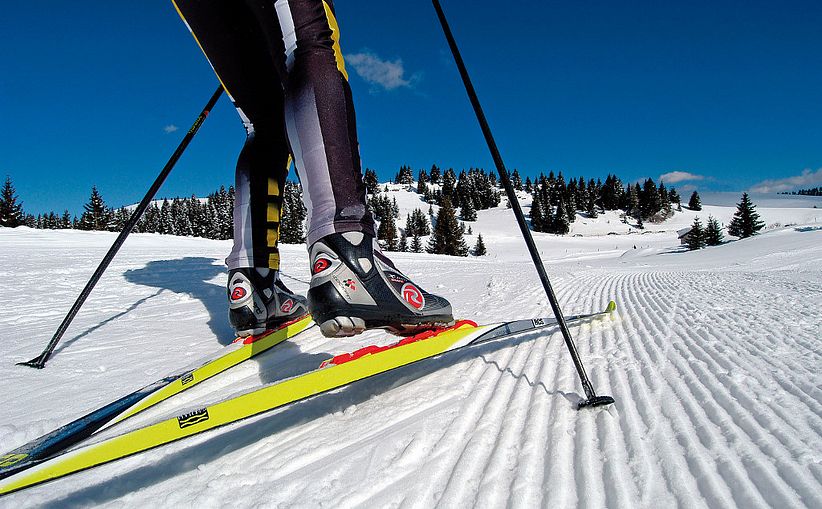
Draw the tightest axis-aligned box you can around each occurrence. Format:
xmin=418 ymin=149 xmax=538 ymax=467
xmin=319 ymin=317 xmax=456 ymax=338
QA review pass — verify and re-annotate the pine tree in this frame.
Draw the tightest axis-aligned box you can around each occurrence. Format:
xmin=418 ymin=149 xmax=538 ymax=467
xmin=727 ymin=192 xmax=764 ymax=238
xmin=112 ymin=207 xmax=130 ymax=232
xmin=61 ymin=210 xmax=73 ymax=229
xmin=159 ymin=199 xmax=175 ymax=235
xmin=705 ymin=215 xmax=724 ymax=246
xmin=524 ymin=176 xmax=533 ymax=194
xmin=640 ymin=178 xmax=661 ymax=220
xmin=363 ymin=168 xmax=379 ymax=194
xmin=429 ymin=164 xmax=441 ymax=184
xmin=411 ymin=233 xmax=423 ymax=253
xmin=377 ymin=212 xmax=398 ymax=250
xmin=688 ymin=190 xmax=702 ymax=211
xmin=417 ymin=169 xmax=428 ymax=186
xmin=281 ymin=181 xmax=307 ymax=243
xmin=396 ymin=165 xmax=414 ymax=185
xmin=530 ymin=192 xmax=544 ymax=231
xmin=460 ymin=195 xmax=477 ymax=221
xmin=553 ymin=200 xmax=570 ymax=234
xmin=586 ymin=192 xmax=598 ymax=218
xmin=686 ymin=217 xmax=706 ymax=250
xmin=669 ymin=187 xmax=682 ymax=211
xmin=398 ymin=231 xmax=408 ymax=252
xmin=427 ymin=198 xmax=468 ymax=256
xmin=472 ymin=233 xmax=487 ymax=256
xmin=0 ymin=176 xmax=25 ymax=227
xmin=511 ymin=169 xmax=523 ymax=191
xmin=467 ymin=224 xmax=472 ymax=235
xmin=627 ymin=184 xmax=640 ymax=220
xmin=441 ymin=168 xmax=456 ymax=202
xmin=78 ymin=186 xmax=111 ymax=231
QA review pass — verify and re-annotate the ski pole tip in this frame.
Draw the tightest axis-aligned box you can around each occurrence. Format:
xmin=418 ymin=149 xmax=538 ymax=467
xmin=578 ymin=395 xmax=615 ymax=410
xmin=605 ymin=301 xmax=617 ymax=313
xmin=16 ymin=357 xmax=46 ymax=369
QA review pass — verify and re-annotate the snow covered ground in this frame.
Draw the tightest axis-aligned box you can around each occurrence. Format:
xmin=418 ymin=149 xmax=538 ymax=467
xmin=0 ymin=195 xmax=820 ymax=508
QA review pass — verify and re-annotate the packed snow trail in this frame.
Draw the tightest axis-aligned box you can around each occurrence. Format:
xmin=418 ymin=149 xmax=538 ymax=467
xmin=0 ymin=222 xmax=820 ymax=508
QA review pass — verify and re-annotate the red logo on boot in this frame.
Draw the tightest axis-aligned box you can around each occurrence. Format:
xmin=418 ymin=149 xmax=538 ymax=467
xmin=401 ymin=283 xmax=424 ymax=309
xmin=231 ymin=287 xmax=247 ymax=301
xmin=312 ymin=258 xmax=331 ymax=275
xmin=280 ymin=299 xmax=294 ymax=313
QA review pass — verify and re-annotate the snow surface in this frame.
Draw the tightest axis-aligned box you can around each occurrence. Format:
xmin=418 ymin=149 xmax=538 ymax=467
xmin=0 ymin=194 xmax=821 ymax=508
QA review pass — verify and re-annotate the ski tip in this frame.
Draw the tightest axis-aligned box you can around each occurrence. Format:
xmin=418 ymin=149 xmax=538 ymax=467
xmin=605 ymin=301 xmax=617 ymax=313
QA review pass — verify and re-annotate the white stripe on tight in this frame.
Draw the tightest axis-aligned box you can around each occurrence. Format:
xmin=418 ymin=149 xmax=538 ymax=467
xmin=274 ymin=0 xmax=297 ymax=71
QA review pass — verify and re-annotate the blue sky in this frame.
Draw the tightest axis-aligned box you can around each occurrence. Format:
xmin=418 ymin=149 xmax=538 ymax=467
xmin=2 ymin=1 xmax=822 ymax=215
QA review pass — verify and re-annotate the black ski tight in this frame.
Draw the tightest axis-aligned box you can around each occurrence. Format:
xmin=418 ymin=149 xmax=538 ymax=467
xmin=173 ymin=0 xmax=375 ymax=270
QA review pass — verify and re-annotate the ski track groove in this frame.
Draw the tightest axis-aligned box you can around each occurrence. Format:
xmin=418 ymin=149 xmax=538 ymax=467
xmin=432 ymin=344 xmax=525 ymax=508
xmin=3 ymin=229 xmax=822 ymax=508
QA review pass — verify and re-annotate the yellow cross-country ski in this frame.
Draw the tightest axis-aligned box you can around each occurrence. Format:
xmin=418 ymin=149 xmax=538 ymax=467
xmin=0 ymin=315 xmax=313 ymax=483
xmin=0 ymin=302 xmax=614 ymax=497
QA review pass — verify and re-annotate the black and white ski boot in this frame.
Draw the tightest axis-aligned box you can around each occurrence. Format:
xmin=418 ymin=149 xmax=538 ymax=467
xmin=307 ymin=232 xmax=454 ymax=337
xmin=227 ymin=267 xmax=308 ymax=337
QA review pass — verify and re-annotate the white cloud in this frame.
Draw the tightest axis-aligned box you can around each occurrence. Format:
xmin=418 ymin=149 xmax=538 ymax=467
xmin=749 ymin=168 xmax=822 ymax=193
xmin=659 ymin=171 xmax=705 ymax=184
xmin=164 ymin=124 xmax=179 ymax=134
xmin=346 ymin=51 xmax=418 ymax=91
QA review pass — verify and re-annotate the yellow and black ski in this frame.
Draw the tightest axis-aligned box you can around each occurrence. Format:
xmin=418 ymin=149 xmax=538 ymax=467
xmin=0 ymin=302 xmax=614 ymax=496
xmin=0 ymin=315 xmax=313 ymax=482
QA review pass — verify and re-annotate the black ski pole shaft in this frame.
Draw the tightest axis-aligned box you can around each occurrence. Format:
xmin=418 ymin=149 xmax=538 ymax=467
xmin=18 ymin=85 xmax=224 ymax=369
xmin=431 ymin=0 xmax=613 ymax=409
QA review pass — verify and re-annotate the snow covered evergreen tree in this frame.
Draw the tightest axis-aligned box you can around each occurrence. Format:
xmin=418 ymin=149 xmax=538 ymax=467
xmin=427 ymin=198 xmax=468 ymax=256
xmin=669 ymin=187 xmax=682 ymax=211
xmin=0 ymin=176 xmax=25 ymax=227
xmin=410 ymin=233 xmax=423 ymax=253
xmin=78 ymin=186 xmax=112 ymax=231
xmin=377 ymin=210 xmax=398 ymax=251
xmin=705 ymin=216 xmax=724 ymax=246
xmin=460 ymin=194 xmax=477 ymax=221
xmin=686 ymin=217 xmax=706 ymax=250
xmin=363 ymin=168 xmax=379 ymax=194
xmin=472 ymin=233 xmax=487 ymax=256
xmin=395 ymin=165 xmax=414 ymax=185
xmin=553 ymin=200 xmax=570 ymax=234
xmin=281 ymin=181 xmax=307 ymax=243
xmin=429 ymin=164 xmax=441 ymax=184
xmin=511 ymin=169 xmax=522 ymax=191
xmin=688 ymin=190 xmax=702 ymax=211
xmin=727 ymin=193 xmax=764 ymax=238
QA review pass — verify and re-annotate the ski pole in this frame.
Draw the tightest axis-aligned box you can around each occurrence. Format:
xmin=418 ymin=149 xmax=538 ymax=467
xmin=431 ymin=0 xmax=613 ymax=409
xmin=18 ymin=85 xmax=224 ymax=369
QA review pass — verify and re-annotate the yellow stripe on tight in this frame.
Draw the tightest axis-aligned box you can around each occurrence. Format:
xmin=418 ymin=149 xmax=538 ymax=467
xmin=267 ymin=228 xmax=280 ymax=247
xmin=268 ymin=252 xmax=281 ymax=270
xmin=171 ymin=0 xmax=232 ymax=99
xmin=267 ymin=178 xmax=280 ymax=197
xmin=322 ymin=1 xmax=349 ymax=81
xmin=267 ymin=203 xmax=280 ymax=222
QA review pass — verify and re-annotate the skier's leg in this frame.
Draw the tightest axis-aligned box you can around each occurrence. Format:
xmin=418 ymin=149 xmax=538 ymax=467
xmin=270 ymin=1 xmax=453 ymax=336
xmin=173 ymin=0 xmax=307 ymax=335
xmin=272 ymin=0 xmax=374 ymax=244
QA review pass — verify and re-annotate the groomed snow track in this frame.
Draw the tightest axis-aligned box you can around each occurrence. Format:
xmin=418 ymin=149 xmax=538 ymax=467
xmin=1 ymin=227 xmax=820 ymax=508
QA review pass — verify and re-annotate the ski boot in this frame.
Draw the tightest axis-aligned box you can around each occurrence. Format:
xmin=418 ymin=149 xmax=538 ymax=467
xmin=227 ymin=267 xmax=308 ymax=337
xmin=307 ymin=232 xmax=454 ymax=337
